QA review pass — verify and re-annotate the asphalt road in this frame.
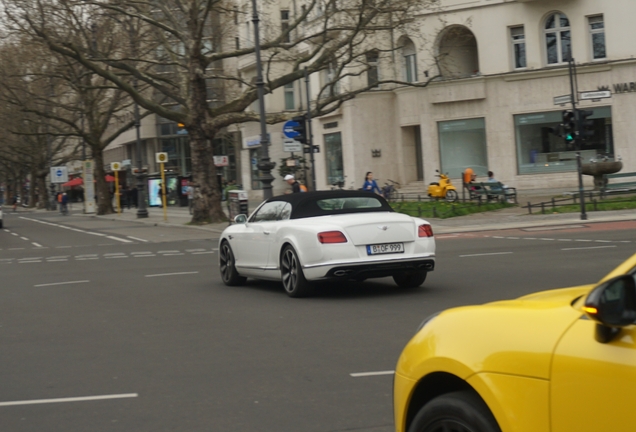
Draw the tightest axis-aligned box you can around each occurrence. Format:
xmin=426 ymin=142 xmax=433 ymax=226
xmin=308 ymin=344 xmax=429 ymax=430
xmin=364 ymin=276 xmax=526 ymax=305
xmin=1 ymin=211 xmax=635 ymax=431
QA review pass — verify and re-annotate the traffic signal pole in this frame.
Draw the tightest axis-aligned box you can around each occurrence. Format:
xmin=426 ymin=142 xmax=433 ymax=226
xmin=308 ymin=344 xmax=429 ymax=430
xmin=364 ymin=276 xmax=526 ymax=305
xmin=568 ymin=58 xmax=587 ymax=220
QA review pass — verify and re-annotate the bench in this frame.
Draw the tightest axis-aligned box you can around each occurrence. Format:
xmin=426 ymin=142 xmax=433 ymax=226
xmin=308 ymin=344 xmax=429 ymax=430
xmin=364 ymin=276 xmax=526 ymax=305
xmin=467 ymin=182 xmax=517 ymax=204
xmin=602 ymin=172 xmax=636 ymax=196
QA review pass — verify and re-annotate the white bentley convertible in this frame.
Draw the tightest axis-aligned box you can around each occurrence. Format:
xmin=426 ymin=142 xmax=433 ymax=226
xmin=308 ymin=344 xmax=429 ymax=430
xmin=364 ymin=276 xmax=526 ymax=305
xmin=219 ymin=190 xmax=436 ymax=297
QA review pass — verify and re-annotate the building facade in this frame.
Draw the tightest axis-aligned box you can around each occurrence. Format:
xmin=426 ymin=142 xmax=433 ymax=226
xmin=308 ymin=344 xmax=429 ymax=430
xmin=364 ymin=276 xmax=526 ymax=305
xmin=104 ymin=0 xmax=636 ymax=201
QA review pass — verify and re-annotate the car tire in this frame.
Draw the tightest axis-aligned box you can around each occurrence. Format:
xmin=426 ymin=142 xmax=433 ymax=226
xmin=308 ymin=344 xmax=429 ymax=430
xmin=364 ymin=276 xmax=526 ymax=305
xmin=280 ymin=245 xmax=313 ymax=298
xmin=408 ymin=391 xmax=501 ymax=432
xmin=393 ymin=271 xmax=427 ymax=288
xmin=445 ymin=189 xmax=458 ymax=202
xmin=219 ymin=241 xmax=247 ymax=286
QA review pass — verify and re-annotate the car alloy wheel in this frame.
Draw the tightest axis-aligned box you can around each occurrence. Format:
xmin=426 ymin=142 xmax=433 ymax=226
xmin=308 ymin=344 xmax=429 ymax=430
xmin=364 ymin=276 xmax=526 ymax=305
xmin=408 ymin=391 xmax=500 ymax=432
xmin=280 ymin=246 xmax=313 ymax=298
xmin=219 ymin=241 xmax=246 ymax=286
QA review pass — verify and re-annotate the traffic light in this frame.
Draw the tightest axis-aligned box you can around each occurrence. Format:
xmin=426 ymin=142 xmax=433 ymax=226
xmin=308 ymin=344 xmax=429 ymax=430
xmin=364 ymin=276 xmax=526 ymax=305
xmin=577 ymin=109 xmax=595 ymax=140
xmin=292 ymin=115 xmax=307 ymax=144
xmin=562 ymin=110 xmax=576 ymax=145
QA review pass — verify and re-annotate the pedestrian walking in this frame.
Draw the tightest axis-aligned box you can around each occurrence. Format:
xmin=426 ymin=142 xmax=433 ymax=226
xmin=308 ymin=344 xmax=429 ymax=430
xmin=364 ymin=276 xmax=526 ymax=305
xmin=284 ymin=174 xmax=302 ymax=193
xmin=61 ymin=192 xmax=69 ymax=215
xmin=362 ymin=172 xmax=381 ymax=194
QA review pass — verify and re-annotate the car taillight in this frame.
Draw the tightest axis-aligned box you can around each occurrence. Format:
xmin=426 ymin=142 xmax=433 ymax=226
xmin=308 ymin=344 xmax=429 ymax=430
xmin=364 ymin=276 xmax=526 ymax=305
xmin=318 ymin=231 xmax=348 ymax=244
xmin=418 ymin=224 xmax=434 ymax=237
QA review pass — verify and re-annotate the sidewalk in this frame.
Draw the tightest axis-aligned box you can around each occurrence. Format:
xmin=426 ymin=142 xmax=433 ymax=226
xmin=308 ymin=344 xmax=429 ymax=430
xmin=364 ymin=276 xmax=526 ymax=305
xmin=27 ymin=188 xmax=636 ymax=235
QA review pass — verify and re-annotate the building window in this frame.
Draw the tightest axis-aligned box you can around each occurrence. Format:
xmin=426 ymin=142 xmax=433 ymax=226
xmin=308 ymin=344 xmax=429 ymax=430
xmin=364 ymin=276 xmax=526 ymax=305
xmin=545 ymin=13 xmax=571 ymax=65
xmin=514 ymin=107 xmax=613 ymax=174
xmin=511 ymin=26 xmax=526 ymax=69
xmin=281 ymin=10 xmax=290 ymax=43
xmin=402 ymin=39 xmax=417 ymax=83
xmin=366 ymin=51 xmax=379 ymax=88
xmin=320 ymin=61 xmax=340 ymax=98
xmin=589 ymin=15 xmax=606 ymax=60
xmin=324 ymin=132 xmax=344 ymax=186
xmin=284 ymin=83 xmax=295 ymax=110
xmin=438 ymin=118 xmax=488 ymax=179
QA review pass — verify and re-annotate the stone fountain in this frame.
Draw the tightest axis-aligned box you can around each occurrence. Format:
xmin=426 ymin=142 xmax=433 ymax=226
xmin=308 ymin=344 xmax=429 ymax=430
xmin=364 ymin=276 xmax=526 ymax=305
xmin=581 ymin=155 xmax=623 ymax=190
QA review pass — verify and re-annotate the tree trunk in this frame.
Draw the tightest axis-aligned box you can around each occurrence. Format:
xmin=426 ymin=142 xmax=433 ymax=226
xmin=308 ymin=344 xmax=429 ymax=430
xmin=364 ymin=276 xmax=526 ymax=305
xmin=190 ymin=128 xmax=226 ymax=224
xmin=36 ymin=174 xmax=48 ymax=209
xmin=93 ymin=150 xmax=113 ymax=215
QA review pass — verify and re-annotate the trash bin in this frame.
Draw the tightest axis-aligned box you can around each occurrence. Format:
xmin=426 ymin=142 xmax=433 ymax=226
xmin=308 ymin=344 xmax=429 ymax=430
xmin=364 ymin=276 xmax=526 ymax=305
xmin=227 ymin=190 xmax=249 ymax=221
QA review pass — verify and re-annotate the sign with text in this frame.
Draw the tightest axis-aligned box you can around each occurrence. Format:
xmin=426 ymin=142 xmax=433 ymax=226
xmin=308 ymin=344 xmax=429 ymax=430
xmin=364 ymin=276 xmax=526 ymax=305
xmin=214 ymin=155 xmax=229 ymax=167
xmin=579 ymin=90 xmax=611 ymax=101
xmin=283 ymin=139 xmax=302 ymax=153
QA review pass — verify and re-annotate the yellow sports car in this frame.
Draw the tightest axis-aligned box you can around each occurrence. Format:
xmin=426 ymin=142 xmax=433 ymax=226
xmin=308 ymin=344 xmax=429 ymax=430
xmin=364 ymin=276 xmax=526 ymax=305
xmin=394 ymin=254 xmax=636 ymax=432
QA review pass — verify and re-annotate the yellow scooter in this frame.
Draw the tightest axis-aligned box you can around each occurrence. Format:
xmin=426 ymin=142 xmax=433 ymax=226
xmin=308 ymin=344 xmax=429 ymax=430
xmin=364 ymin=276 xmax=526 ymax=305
xmin=427 ymin=170 xmax=458 ymax=202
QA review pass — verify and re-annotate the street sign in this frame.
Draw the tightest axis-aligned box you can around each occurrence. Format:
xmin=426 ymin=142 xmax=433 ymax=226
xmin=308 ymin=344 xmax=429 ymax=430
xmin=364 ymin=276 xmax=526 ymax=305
xmin=579 ymin=90 xmax=611 ymax=101
xmin=214 ymin=155 xmax=229 ymax=167
xmin=553 ymin=94 xmax=572 ymax=106
xmin=156 ymin=152 xmax=168 ymax=163
xmin=50 ymin=166 xmax=68 ymax=184
xmin=110 ymin=162 xmax=121 ymax=171
xmin=283 ymin=139 xmax=302 ymax=153
xmin=283 ymin=120 xmax=301 ymax=139
xmin=303 ymin=145 xmax=320 ymax=154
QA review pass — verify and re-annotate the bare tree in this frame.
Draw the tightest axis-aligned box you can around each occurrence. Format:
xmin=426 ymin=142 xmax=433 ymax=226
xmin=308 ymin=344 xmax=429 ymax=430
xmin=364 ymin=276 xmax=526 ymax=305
xmin=3 ymin=0 xmax=438 ymax=223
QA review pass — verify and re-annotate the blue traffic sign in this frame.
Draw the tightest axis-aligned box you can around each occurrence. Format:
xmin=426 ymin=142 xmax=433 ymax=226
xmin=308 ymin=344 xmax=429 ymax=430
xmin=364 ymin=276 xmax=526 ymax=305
xmin=283 ymin=120 xmax=301 ymax=139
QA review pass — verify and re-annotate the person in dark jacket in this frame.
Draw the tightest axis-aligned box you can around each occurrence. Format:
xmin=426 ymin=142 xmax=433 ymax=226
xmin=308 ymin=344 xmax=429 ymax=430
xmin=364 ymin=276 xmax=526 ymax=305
xmin=284 ymin=174 xmax=301 ymax=193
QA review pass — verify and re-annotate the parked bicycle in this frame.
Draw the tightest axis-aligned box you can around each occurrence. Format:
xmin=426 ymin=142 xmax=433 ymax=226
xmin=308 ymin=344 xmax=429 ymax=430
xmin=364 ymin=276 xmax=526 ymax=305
xmin=381 ymin=179 xmax=400 ymax=201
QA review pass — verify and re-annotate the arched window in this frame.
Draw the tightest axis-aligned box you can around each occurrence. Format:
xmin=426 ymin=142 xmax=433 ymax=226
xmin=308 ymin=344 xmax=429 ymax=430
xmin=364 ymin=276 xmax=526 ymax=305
xmin=545 ymin=12 xmax=571 ymax=64
xmin=402 ymin=38 xmax=418 ymax=83
xmin=437 ymin=26 xmax=479 ymax=79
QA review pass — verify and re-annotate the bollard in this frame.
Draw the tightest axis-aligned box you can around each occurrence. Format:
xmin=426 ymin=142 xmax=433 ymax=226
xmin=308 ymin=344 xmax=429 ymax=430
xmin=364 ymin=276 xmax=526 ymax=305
xmin=551 ymin=197 xmax=555 ymax=211
xmin=527 ymin=202 xmax=532 ymax=214
xmin=541 ymin=202 xmax=545 ymax=214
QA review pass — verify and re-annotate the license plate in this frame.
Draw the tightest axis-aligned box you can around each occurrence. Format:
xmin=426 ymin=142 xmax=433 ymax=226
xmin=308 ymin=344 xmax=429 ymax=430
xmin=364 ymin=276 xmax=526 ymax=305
xmin=366 ymin=242 xmax=404 ymax=255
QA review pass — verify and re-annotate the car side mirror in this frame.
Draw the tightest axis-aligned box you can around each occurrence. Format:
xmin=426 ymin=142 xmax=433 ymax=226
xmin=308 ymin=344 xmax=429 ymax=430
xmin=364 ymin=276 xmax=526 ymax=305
xmin=234 ymin=214 xmax=247 ymax=224
xmin=583 ymin=275 xmax=636 ymax=343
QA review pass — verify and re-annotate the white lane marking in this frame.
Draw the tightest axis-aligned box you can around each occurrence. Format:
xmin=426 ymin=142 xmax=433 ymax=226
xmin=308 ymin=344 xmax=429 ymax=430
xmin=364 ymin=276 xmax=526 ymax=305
xmin=75 ymin=254 xmax=98 ymax=258
xmin=185 ymin=249 xmax=206 ymax=252
xmin=34 ymin=280 xmax=90 ymax=287
xmin=506 ymin=237 xmax=519 ymax=240
xmin=11 ymin=233 xmax=18 ymax=236
xmin=106 ymin=236 xmax=133 ymax=243
xmin=3 ymin=229 xmax=9 ymax=232
xmin=56 ymin=246 xmax=72 ymax=249
xmin=86 ymin=232 xmax=107 ymax=237
xmin=8 ymin=248 xmax=25 ymax=250
xmin=557 ymin=239 xmax=572 ymax=242
xmin=575 ymin=239 xmax=593 ymax=242
xmin=130 ymin=252 xmax=152 ymax=255
xmin=539 ymin=238 xmax=555 ymax=241
xmin=77 ymin=258 xmax=99 ymax=261
xmin=562 ymin=245 xmax=617 ymax=251
xmin=134 ymin=254 xmax=155 ymax=258
xmin=49 ymin=256 xmax=70 ymax=259
xmin=158 ymin=250 xmax=180 ymax=254
xmin=18 ymin=257 xmax=42 ymax=261
xmin=19 ymin=261 xmax=41 ymax=264
xmin=595 ymin=240 xmax=613 ymax=243
xmin=0 ymin=259 xmax=14 ymax=262
xmin=460 ymin=252 xmax=513 ymax=258
xmin=145 ymin=271 xmax=199 ymax=278
xmin=350 ymin=370 xmax=395 ymax=377
xmin=104 ymin=253 xmax=126 ymax=256
xmin=523 ymin=238 xmax=537 ymax=240
xmin=127 ymin=236 xmax=149 ymax=243
xmin=106 ymin=256 xmax=127 ymax=259
xmin=32 ymin=242 xmax=44 ymax=248
xmin=20 ymin=237 xmax=29 ymax=241
xmin=192 ymin=251 xmax=214 ymax=255
xmin=47 ymin=259 xmax=68 ymax=262
xmin=0 ymin=393 xmax=138 ymax=407
xmin=163 ymin=253 xmax=184 ymax=256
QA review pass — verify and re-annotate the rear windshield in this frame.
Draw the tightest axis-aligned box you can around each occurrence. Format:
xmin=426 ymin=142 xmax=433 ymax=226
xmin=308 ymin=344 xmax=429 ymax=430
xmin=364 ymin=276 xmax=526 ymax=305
xmin=316 ymin=197 xmax=384 ymax=211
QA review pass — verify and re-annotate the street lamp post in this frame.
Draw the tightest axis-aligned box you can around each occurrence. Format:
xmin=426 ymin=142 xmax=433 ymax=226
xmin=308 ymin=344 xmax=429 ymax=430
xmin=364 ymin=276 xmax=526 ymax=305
xmin=251 ymin=0 xmax=276 ymax=200
xmin=47 ymin=80 xmax=57 ymax=211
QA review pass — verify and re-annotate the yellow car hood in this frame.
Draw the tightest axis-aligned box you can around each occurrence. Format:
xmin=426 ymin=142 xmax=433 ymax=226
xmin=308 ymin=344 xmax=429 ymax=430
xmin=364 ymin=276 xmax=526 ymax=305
xmin=398 ymin=285 xmax=593 ymax=381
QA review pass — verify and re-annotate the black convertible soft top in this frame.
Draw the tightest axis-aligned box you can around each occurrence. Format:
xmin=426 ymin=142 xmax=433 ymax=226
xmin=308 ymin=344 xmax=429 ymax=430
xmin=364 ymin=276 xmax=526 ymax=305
xmin=264 ymin=190 xmax=394 ymax=219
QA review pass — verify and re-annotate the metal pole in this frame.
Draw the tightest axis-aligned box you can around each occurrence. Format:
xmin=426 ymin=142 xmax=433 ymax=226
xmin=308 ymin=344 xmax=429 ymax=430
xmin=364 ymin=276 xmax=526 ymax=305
xmin=304 ymin=68 xmax=316 ymax=191
xmin=568 ymin=58 xmax=587 ymax=220
xmin=47 ymin=80 xmax=57 ymax=211
xmin=252 ymin=0 xmax=275 ymax=200
xmin=134 ymin=95 xmax=149 ymax=218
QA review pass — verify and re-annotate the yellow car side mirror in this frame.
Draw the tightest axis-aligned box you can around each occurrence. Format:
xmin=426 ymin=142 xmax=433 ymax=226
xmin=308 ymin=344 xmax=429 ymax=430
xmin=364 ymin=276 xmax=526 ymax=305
xmin=584 ymin=275 xmax=636 ymax=343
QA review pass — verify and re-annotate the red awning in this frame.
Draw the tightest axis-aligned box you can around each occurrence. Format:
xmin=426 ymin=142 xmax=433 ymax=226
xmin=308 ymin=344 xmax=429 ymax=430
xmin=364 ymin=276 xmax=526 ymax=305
xmin=105 ymin=175 xmax=116 ymax=182
xmin=62 ymin=177 xmax=84 ymax=187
